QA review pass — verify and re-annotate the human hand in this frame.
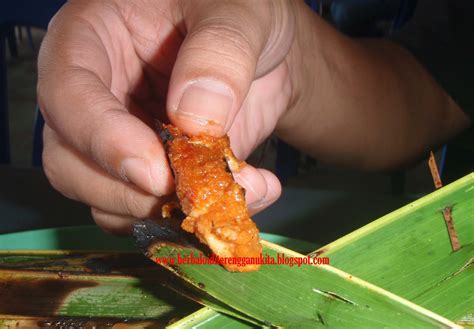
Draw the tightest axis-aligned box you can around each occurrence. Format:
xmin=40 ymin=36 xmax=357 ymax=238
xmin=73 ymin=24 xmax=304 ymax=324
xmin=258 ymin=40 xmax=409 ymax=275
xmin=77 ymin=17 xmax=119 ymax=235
xmin=38 ymin=0 xmax=300 ymax=234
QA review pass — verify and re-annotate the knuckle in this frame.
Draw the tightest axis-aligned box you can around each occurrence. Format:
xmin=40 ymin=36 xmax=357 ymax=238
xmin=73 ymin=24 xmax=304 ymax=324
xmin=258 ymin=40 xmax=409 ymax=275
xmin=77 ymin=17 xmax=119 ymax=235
xmin=189 ymin=20 xmax=257 ymax=68
xmin=87 ymin=108 xmax=126 ymax=173
xmin=42 ymin=128 xmax=79 ymax=201
xmin=205 ymin=23 xmax=253 ymax=55
xmin=118 ymin=185 xmax=148 ymax=218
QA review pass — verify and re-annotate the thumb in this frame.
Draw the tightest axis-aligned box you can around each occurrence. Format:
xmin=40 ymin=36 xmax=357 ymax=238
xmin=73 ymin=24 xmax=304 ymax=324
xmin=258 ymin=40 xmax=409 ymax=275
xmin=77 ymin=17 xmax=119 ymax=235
xmin=167 ymin=1 xmax=278 ymax=136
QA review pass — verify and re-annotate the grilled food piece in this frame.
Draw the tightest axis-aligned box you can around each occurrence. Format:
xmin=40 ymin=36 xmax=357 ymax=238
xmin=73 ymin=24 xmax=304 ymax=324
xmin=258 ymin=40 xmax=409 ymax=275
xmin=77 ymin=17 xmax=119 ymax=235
xmin=161 ymin=124 xmax=262 ymax=272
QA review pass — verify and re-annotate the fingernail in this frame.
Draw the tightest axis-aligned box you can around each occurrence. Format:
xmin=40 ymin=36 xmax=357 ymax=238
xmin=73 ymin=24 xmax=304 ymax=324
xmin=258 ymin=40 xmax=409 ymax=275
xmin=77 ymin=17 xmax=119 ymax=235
xmin=175 ymin=80 xmax=233 ymax=134
xmin=121 ymin=158 xmax=160 ymax=196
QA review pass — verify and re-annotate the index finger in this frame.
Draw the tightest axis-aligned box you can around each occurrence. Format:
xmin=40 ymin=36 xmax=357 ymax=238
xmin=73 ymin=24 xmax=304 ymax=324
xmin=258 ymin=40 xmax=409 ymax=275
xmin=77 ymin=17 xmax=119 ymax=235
xmin=37 ymin=2 xmax=173 ymax=196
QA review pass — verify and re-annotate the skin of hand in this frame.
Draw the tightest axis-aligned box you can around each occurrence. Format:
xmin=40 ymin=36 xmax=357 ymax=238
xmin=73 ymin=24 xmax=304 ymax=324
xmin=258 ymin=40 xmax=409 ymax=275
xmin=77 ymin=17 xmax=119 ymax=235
xmin=38 ymin=0 xmax=471 ymax=234
xmin=38 ymin=0 xmax=298 ymax=234
xmin=278 ymin=6 xmax=470 ymax=170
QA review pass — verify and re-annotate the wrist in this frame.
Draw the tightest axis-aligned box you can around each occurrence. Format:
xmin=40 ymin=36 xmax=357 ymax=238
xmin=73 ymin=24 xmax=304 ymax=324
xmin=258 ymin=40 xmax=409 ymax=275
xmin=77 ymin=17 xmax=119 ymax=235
xmin=276 ymin=1 xmax=319 ymax=140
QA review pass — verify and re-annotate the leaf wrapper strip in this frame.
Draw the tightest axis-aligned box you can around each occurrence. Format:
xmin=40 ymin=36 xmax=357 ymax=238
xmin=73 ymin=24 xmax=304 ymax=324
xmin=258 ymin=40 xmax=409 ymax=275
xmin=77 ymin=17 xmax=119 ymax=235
xmin=133 ymin=220 xmax=267 ymax=325
xmin=0 ymin=252 xmax=199 ymax=321
xmin=167 ymin=307 xmax=255 ymax=329
xmin=0 ymin=316 xmax=160 ymax=329
xmin=0 ymin=249 xmax=259 ymax=326
xmin=149 ymin=238 xmax=460 ymax=328
xmin=312 ymin=173 xmax=474 ymax=322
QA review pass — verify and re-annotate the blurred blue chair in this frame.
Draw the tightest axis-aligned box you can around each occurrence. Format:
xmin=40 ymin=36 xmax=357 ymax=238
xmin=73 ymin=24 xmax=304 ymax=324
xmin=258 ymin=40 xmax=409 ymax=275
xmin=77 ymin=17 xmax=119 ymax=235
xmin=0 ymin=0 xmax=66 ymax=164
xmin=331 ymin=0 xmax=403 ymax=37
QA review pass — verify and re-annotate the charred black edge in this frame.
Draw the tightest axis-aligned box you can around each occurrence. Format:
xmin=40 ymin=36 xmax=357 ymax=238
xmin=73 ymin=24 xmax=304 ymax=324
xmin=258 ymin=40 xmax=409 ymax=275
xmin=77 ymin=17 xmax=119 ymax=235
xmin=133 ymin=219 xmax=188 ymax=255
xmin=37 ymin=317 xmax=156 ymax=327
xmin=133 ymin=219 xmax=214 ymax=262
xmin=132 ymin=217 xmax=212 ymax=255
xmin=159 ymin=127 xmax=174 ymax=143
xmin=155 ymin=120 xmax=170 ymax=143
xmin=171 ymin=206 xmax=185 ymax=219
xmin=0 ymin=253 xmax=159 ymax=275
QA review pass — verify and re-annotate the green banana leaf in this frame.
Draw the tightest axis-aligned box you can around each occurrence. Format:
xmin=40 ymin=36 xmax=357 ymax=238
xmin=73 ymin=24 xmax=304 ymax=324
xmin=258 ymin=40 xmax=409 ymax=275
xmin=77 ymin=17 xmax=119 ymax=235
xmin=314 ymin=173 xmax=474 ymax=324
xmin=0 ymin=251 xmax=199 ymax=328
xmin=146 ymin=173 xmax=473 ymax=328
xmin=0 ymin=174 xmax=472 ymax=328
